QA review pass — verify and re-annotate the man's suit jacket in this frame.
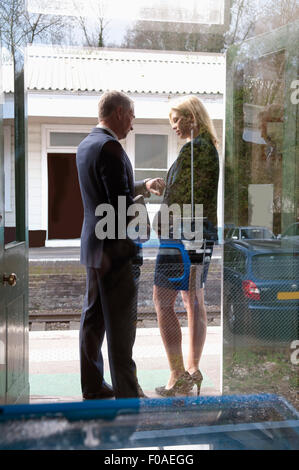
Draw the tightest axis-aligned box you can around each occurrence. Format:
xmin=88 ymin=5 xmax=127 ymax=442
xmin=76 ymin=127 xmax=148 ymax=268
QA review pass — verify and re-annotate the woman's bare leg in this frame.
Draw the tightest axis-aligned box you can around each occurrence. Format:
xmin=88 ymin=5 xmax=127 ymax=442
xmin=181 ymin=282 xmax=207 ymax=375
xmin=153 ymin=285 xmax=185 ymax=389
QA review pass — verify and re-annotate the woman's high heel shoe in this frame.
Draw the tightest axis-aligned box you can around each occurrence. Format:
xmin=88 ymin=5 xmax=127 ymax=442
xmin=155 ymin=371 xmax=194 ymax=397
xmin=190 ymin=370 xmax=203 ymax=396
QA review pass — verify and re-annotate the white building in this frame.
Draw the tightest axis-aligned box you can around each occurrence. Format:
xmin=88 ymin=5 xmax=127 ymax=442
xmin=2 ymin=45 xmax=225 ymax=246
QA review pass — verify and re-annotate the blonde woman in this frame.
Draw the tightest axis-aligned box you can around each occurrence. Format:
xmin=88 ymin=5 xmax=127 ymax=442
xmin=153 ymin=95 xmax=219 ymax=396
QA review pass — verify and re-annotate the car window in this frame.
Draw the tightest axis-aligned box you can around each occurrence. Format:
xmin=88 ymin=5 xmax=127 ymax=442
xmin=252 ymin=253 xmax=299 ymax=280
xmin=237 ymin=252 xmax=247 ymax=274
xmin=224 ymin=246 xmax=240 ymax=268
xmin=224 ymin=246 xmax=233 ymax=264
xmin=244 ymin=229 xmax=262 ymax=239
xmin=241 ymin=229 xmax=250 ymax=239
xmin=231 ymin=250 xmax=247 ymax=273
xmin=264 ymin=229 xmax=274 ymax=238
xmin=231 ymin=229 xmax=239 ymax=239
xmin=263 ymin=229 xmax=275 ymax=238
xmin=240 ymin=228 xmax=275 ymax=239
xmin=224 ymin=247 xmax=246 ymax=273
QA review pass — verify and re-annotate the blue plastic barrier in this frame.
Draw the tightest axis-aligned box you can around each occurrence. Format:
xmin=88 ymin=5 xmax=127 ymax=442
xmin=140 ymin=236 xmax=214 ymax=290
xmin=0 ymin=394 xmax=298 ymax=450
xmin=158 ymin=240 xmax=191 ymax=290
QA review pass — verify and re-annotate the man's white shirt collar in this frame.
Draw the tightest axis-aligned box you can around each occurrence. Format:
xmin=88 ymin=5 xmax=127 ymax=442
xmin=96 ymin=124 xmax=118 ymax=141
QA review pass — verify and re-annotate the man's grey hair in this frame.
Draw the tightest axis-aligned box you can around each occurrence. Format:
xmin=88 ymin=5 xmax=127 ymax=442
xmin=98 ymin=90 xmax=134 ymax=120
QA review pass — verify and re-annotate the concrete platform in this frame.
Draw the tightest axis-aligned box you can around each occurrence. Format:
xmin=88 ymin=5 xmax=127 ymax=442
xmin=29 ymin=326 xmax=222 ymax=403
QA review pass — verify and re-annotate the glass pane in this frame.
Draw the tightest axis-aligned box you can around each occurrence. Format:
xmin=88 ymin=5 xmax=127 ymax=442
xmin=3 ymin=47 xmax=26 ymax=244
xmin=3 ymin=125 xmax=16 ymax=244
xmin=135 ymin=134 xmax=168 ymax=169
xmin=224 ymin=19 xmax=299 ymax=416
xmin=1 ymin=0 xmax=295 ymax=428
xmin=244 ymin=51 xmax=285 ymax=235
xmin=50 ymin=132 xmax=89 ymax=147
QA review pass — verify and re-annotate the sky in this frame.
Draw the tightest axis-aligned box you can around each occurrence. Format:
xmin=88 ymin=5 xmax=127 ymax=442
xmin=27 ymin=0 xmax=225 ymax=24
xmin=27 ymin=0 xmax=226 ymax=46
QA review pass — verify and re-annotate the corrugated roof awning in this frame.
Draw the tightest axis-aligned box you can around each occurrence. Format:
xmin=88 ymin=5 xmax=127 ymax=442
xmin=3 ymin=45 xmax=225 ymax=95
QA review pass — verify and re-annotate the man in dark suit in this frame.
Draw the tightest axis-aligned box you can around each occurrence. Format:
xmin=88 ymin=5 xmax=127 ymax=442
xmin=76 ymin=90 xmax=164 ymax=399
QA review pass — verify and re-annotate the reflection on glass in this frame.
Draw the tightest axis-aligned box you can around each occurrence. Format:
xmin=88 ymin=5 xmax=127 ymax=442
xmin=239 ymin=51 xmax=285 ymax=235
xmin=224 ymin=22 xmax=298 ymax=412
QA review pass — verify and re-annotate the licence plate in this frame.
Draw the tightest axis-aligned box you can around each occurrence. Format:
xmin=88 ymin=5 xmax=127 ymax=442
xmin=277 ymin=291 xmax=299 ymax=300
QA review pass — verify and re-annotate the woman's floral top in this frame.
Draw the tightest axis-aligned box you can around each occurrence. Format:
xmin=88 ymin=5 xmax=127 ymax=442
xmin=163 ymin=130 xmax=219 ymax=228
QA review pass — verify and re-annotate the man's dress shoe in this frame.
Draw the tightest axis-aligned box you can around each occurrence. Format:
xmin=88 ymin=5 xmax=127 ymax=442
xmin=83 ymin=382 xmax=148 ymax=400
xmin=83 ymin=383 xmax=115 ymax=400
xmin=137 ymin=383 xmax=148 ymax=398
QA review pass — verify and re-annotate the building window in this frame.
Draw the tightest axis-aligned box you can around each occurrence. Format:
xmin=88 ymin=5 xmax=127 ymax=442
xmin=135 ymin=134 xmax=168 ymax=203
xmin=126 ymin=124 xmax=175 ymax=205
xmin=49 ymin=132 xmax=89 ymax=147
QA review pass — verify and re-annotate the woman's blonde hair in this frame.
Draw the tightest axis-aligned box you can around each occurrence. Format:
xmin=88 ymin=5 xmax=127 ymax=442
xmin=169 ymin=95 xmax=219 ymax=148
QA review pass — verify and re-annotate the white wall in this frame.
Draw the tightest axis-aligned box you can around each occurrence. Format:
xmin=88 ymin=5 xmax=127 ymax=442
xmin=28 ymin=122 xmax=43 ymax=230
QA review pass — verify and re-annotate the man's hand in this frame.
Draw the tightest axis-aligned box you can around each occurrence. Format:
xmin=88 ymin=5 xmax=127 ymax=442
xmin=145 ymin=178 xmax=165 ymax=196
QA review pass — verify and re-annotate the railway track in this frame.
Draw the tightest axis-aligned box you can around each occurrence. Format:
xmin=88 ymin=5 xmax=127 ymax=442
xmin=29 ymin=311 xmax=82 ymax=323
xmin=29 ymin=309 xmax=221 ymax=330
xmin=29 ymin=250 xmax=222 ymax=330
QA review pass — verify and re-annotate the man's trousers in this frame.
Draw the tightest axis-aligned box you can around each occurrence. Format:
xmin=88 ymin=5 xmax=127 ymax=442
xmin=79 ymin=261 xmax=139 ymax=398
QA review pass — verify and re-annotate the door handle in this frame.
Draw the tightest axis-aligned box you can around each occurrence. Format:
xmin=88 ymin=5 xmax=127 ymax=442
xmin=3 ymin=273 xmax=17 ymax=286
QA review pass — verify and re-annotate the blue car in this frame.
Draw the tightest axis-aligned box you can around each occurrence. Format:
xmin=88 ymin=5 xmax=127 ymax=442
xmin=224 ymin=239 xmax=299 ymax=340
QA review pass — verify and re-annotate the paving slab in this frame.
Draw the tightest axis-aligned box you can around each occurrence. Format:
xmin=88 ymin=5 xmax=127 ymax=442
xmin=29 ymin=326 xmax=222 ymax=403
